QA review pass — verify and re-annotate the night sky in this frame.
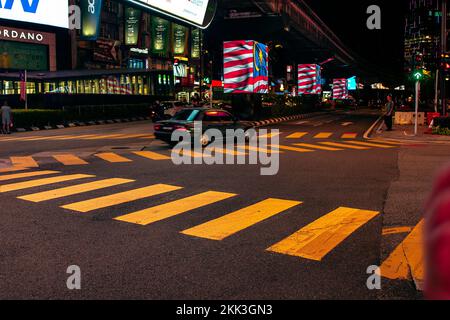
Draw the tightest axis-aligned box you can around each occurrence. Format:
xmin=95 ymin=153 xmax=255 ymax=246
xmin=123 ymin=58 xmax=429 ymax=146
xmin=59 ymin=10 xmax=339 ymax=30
xmin=304 ymin=0 xmax=408 ymax=77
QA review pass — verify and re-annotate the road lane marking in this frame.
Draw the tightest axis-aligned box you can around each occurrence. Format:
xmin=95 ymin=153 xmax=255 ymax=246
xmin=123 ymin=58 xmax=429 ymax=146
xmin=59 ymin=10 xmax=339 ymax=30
xmin=53 ymin=134 xmax=98 ymax=140
xmin=204 ymin=147 xmax=247 ymax=156
xmin=0 ymin=174 xmax=94 ymax=193
xmin=95 ymin=153 xmax=133 ymax=163
xmin=319 ymin=142 xmax=370 ymax=150
xmin=259 ymin=132 xmax=281 ymax=139
xmin=112 ymin=134 xmax=151 ymax=139
xmin=274 ymin=145 xmax=315 ymax=153
xmin=292 ymin=143 xmax=343 ymax=151
xmin=343 ymin=141 xmax=396 ymax=149
xmin=18 ymin=178 xmax=134 ymax=202
xmin=0 ymin=170 xmax=59 ymax=182
xmin=286 ymin=132 xmax=308 ymax=139
xmin=382 ymin=226 xmax=413 ymax=236
xmin=61 ymin=184 xmax=182 ymax=213
xmin=181 ymin=198 xmax=302 ymax=240
xmin=237 ymin=145 xmax=283 ymax=154
xmin=10 ymin=156 xmax=39 ymax=168
xmin=133 ymin=151 xmax=171 ymax=160
xmin=341 ymin=122 xmax=353 ymax=126
xmin=314 ymin=132 xmax=333 ymax=139
xmin=370 ymin=139 xmax=405 ymax=145
xmin=379 ymin=220 xmax=424 ymax=281
xmin=114 ymin=191 xmax=237 ymax=226
xmin=20 ymin=135 xmax=70 ymax=141
xmin=0 ymin=136 xmax=40 ymax=142
xmin=53 ymin=154 xmax=88 ymax=166
xmin=82 ymin=134 xmax=124 ymax=140
xmin=267 ymin=207 xmax=380 ymax=261
xmin=341 ymin=133 xmax=358 ymax=139
xmin=0 ymin=166 xmax=28 ymax=173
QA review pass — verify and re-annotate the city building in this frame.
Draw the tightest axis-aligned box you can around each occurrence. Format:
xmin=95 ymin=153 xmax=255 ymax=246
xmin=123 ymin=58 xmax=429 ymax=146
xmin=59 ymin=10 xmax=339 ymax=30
xmin=0 ymin=0 xmax=204 ymax=103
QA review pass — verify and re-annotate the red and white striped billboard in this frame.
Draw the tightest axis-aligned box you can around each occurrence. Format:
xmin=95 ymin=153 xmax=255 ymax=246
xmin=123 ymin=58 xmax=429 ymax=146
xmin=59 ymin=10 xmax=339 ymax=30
xmin=298 ymin=64 xmax=321 ymax=95
xmin=332 ymin=78 xmax=348 ymax=99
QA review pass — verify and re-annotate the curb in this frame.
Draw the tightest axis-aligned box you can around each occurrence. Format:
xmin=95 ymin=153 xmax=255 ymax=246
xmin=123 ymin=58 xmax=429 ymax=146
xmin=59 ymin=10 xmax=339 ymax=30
xmin=14 ymin=117 xmax=151 ymax=133
xmin=248 ymin=112 xmax=326 ymax=128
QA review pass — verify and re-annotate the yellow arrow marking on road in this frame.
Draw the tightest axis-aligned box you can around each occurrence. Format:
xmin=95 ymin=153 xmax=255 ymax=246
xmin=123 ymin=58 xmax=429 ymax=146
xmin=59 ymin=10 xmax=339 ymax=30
xmin=267 ymin=207 xmax=380 ymax=261
xmin=182 ymin=198 xmax=301 ymax=240
xmin=61 ymin=184 xmax=182 ymax=213
xmin=18 ymin=178 xmax=134 ymax=202
xmin=0 ymin=174 xmax=94 ymax=193
xmin=115 ymin=191 xmax=237 ymax=226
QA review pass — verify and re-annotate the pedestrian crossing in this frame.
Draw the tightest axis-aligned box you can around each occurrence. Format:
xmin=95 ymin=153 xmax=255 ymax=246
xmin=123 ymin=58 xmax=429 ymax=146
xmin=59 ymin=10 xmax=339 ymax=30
xmin=2 ymin=139 xmax=402 ymax=168
xmin=0 ymin=168 xmax=424 ymax=281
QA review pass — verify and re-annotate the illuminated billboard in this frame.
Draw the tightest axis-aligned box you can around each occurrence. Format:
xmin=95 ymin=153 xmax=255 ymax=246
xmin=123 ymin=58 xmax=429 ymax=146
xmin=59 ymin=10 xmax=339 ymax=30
xmin=126 ymin=0 xmax=217 ymax=29
xmin=0 ymin=0 xmax=69 ymax=28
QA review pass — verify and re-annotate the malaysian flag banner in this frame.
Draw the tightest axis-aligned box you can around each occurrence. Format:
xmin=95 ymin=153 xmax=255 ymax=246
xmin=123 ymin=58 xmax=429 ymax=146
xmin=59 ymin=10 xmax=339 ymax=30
xmin=298 ymin=64 xmax=321 ymax=95
xmin=332 ymin=78 xmax=349 ymax=99
xmin=19 ymin=70 xmax=27 ymax=102
xmin=106 ymin=77 xmax=133 ymax=95
xmin=223 ymin=40 xmax=269 ymax=94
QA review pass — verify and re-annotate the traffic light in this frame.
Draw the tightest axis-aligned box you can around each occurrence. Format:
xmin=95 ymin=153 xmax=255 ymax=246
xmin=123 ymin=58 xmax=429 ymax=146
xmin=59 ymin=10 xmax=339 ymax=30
xmin=411 ymin=68 xmax=431 ymax=81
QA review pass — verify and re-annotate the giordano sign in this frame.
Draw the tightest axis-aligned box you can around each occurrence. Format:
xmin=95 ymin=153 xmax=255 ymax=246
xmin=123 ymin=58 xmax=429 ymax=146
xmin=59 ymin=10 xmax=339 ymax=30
xmin=125 ymin=0 xmax=217 ymax=29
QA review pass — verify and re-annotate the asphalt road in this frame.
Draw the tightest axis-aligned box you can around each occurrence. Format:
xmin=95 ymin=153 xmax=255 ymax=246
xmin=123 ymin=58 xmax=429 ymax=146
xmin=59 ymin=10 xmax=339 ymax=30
xmin=0 ymin=109 xmax=422 ymax=299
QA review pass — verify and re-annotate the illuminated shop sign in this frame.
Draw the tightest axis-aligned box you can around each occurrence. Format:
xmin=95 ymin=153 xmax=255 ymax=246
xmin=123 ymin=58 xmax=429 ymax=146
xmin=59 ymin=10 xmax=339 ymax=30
xmin=80 ymin=0 xmax=103 ymax=40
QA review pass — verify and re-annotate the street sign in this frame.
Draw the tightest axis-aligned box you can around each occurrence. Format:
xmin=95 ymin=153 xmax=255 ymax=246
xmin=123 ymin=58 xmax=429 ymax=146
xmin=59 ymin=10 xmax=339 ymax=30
xmin=124 ymin=0 xmax=218 ymax=29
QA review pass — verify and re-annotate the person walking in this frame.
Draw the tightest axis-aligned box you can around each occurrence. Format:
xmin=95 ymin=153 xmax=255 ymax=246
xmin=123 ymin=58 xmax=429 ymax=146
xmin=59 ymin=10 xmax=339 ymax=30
xmin=384 ymin=94 xmax=395 ymax=131
xmin=1 ymin=100 xmax=13 ymax=134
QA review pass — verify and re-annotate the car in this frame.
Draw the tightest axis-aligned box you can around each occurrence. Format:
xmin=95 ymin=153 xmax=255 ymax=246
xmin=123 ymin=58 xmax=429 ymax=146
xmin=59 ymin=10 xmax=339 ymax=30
xmin=161 ymin=101 xmax=190 ymax=117
xmin=153 ymin=108 xmax=254 ymax=147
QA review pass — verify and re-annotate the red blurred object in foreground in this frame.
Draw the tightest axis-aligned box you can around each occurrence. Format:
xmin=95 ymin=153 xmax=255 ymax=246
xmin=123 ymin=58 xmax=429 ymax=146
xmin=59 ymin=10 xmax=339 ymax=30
xmin=425 ymin=165 xmax=450 ymax=299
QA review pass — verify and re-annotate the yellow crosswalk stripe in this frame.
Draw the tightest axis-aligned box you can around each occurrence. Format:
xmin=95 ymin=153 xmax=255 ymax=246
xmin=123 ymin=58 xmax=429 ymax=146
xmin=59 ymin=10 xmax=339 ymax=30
xmin=267 ymin=207 xmax=380 ymax=261
xmin=237 ymin=145 xmax=283 ymax=154
xmin=379 ymin=220 xmax=424 ymax=281
xmin=319 ymin=142 xmax=369 ymax=150
xmin=292 ymin=143 xmax=343 ymax=151
xmin=259 ymin=132 xmax=281 ymax=139
xmin=61 ymin=184 xmax=182 ymax=213
xmin=0 ymin=170 xmax=59 ymax=182
xmin=287 ymin=132 xmax=308 ymax=139
xmin=314 ymin=132 xmax=333 ymax=139
xmin=133 ymin=151 xmax=171 ymax=160
xmin=18 ymin=178 xmax=134 ymax=202
xmin=95 ymin=153 xmax=133 ymax=163
xmin=274 ymin=145 xmax=315 ymax=153
xmin=10 ymin=156 xmax=39 ymax=168
xmin=342 ymin=141 xmax=395 ymax=149
xmin=181 ymin=198 xmax=301 ymax=240
xmin=0 ymin=166 xmax=28 ymax=173
xmin=0 ymin=174 xmax=94 ymax=193
xmin=53 ymin=154 xmax=88 ymax=166
xmin=341 ymin=133 xmax=358 ymax=139
xmin=114 ymin=191 xmax=237 ymax=226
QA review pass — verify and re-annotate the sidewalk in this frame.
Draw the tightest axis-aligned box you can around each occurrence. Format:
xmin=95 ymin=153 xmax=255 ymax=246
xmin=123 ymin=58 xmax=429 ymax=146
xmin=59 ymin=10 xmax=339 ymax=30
xmin=369 ymin=118 xmax=450 ymax=144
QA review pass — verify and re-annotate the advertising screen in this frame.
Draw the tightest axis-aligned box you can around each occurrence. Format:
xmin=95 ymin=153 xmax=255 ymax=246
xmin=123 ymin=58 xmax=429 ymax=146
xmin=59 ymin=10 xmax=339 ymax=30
xmin=128 ymin=0 xmax=216 ymax=28
xmin=0 ymin=0 xmax=69 ymax=28
xmin=0 ymin=41 xmax=48 ymax=70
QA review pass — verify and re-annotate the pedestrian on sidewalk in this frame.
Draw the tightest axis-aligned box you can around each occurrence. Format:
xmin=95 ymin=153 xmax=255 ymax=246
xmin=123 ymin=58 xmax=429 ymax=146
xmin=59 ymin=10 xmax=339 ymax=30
xmin=384 ymin=94 xmax=395 ymax=131
xmin=1 ymin=100 xmax=13 ymax=134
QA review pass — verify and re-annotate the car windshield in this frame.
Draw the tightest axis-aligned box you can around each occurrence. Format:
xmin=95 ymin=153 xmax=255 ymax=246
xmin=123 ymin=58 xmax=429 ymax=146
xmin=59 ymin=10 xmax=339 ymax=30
xmin=172 ymin=109 xmax=200 ymax=121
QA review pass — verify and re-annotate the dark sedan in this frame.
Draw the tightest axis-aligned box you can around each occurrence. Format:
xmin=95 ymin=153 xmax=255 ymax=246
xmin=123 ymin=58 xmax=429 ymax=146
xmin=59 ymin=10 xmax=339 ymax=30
xmin=153 ymin=108 xmax=254 ymax=147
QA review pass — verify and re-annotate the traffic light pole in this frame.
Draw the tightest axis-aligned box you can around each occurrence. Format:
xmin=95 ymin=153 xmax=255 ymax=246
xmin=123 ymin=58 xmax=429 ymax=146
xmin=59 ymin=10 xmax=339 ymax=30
xmin=415 ymin=80 xmax=420 ymax=136
xmin=441 ymin=0 xmax=447 ymax=115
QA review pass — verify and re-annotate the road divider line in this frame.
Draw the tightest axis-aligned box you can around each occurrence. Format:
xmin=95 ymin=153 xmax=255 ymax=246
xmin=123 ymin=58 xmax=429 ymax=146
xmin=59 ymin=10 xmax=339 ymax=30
xmin=53 ymin=134 xmax=98 ymax=140
xmin=237 ymin=145 xmax=283 ymax=154
xmin=267 ymin=207 xmax=380 ymax=261
xmin=133 ymin=151 xmax=171 ymax=161
xmin=0 ymin=170 xmax=60 ymax=182
xmin=82 ymin=134 xmax=124 ymax=140
xmin=287 ymin=132 xmax=308 ymax=139
xmin=95 ymin=153 xmax=133 ymax=163
xmin=10 ymin=156 xmax=39 ymax=168
xmin=112 ymin=134 xmax=151 ymax=139
xmin=370 ymin=139 xmax=406 ymax=145
xmin=292 ymin=143 xmax=343 ymax=151
xmin=342 ymin=141 xmax=396 ymax=149
xmin=0 ymin=174 xmax=94 ymax=193
xmin=181 ymin=198 xmax=302 ymax=240
xmin=204 ymin=147 xmax=247 ymax=156
xmin=18 ymin=178 xmax=134 ymax=202
xmin=379 ymin=220 xmax=424 ymax=282
xmin=274 ymin=145 xmax=315 ymax=153
xmin=53 ymin=154 xmax=88 ymax=166
xmin=319 ymin=142 xmax=370 ymax=150
xmin=314 ymin=132 xmax=333 ymax=139
xmin=61 ymin=184 xmax=182 ymax=213
xmin=0 ymin=166 xmax=28 ymax=173
xmin=114 ymin=191 xmax=237 ymax=226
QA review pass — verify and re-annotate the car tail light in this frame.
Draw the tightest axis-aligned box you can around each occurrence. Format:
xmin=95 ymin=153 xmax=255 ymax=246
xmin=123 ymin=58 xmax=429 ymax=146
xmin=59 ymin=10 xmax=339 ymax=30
xmin=154 ymin=124 xmax=162 ymax=131
xmin=174 ymin=125 xmax=188 ymax=131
